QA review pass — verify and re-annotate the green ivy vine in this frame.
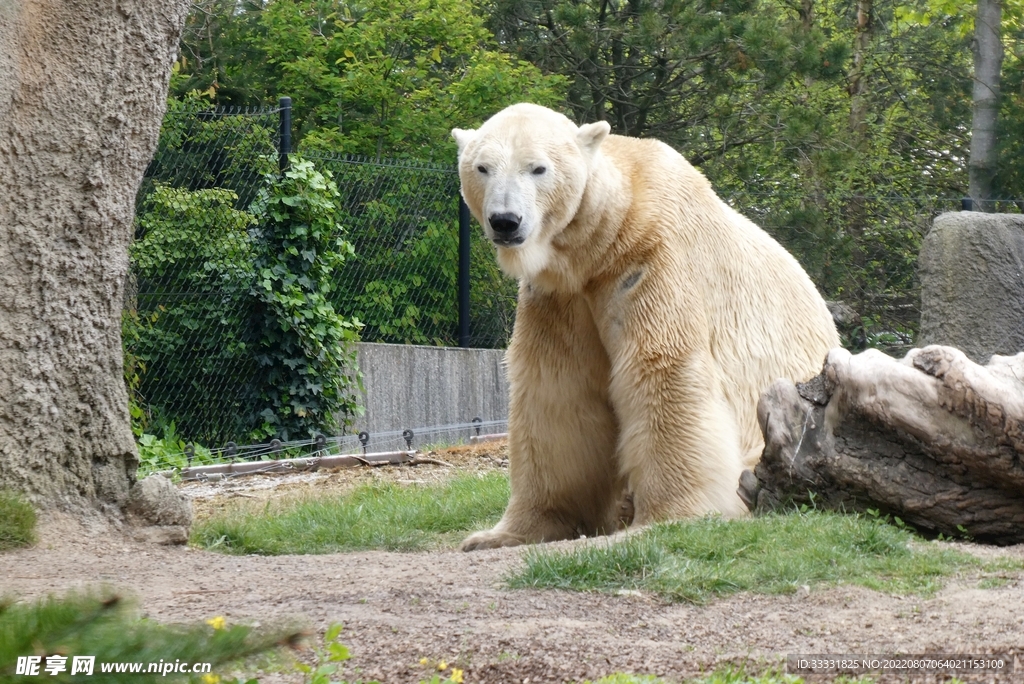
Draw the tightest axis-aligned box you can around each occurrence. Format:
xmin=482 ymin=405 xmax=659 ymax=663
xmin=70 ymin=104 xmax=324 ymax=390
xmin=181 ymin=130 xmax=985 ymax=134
xmin=249 ymin=157 xmax=363 ymax=441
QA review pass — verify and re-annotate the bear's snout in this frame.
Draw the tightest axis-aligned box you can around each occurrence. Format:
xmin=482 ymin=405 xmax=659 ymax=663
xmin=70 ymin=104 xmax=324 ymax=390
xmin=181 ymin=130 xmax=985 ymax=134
xmin=488 ymin=212 xmax=525 ymax=245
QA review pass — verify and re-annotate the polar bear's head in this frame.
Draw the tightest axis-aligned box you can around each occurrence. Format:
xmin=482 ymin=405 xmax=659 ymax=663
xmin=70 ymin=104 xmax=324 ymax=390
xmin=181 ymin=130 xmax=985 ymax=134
xmin=453 ymin=103 xmax=610 ymax=280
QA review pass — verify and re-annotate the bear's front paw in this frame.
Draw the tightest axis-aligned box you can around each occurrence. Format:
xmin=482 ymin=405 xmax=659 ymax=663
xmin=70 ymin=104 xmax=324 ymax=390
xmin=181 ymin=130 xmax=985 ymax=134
xmin=459 ymin=528 xmax=527 ymax=552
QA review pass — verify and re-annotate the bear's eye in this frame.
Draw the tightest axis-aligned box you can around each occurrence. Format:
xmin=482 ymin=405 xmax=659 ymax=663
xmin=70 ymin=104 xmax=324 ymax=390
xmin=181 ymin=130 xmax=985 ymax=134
xmin=477 ymin=165 xmax=488 ymax=174
xmin=532 ymin=166 xmax=547 ymax=176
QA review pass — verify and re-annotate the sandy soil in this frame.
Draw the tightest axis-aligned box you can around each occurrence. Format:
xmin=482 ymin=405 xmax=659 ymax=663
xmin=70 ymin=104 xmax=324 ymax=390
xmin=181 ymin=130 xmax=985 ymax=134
xmin=3 ymin=442 xmax=1023 ymax=684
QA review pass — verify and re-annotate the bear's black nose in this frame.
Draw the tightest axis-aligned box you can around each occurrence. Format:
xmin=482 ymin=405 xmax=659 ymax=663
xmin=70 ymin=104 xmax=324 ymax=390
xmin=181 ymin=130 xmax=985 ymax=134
xmin=489 ymin=212 xmax=521 ymax=234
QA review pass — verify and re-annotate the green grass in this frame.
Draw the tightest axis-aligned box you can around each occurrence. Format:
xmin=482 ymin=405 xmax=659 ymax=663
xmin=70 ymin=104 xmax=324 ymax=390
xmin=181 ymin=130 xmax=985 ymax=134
xmin=0 ymin=490 xmax=36 ymax=552
xmin=191 ymin=472 xmax=510 ymax=554
xmin=508 ymin=509 xmax=1023 ymax=604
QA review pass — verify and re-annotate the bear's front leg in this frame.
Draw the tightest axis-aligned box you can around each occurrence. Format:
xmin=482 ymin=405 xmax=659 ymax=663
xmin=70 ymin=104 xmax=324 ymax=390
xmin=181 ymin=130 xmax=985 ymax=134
xmin=594 ymin=267 xmax=750 ymax=525
xmin=611 ymin=350 xmax=750 ymax=524
xmin=460 ymin=286 xmax=623 ymax=551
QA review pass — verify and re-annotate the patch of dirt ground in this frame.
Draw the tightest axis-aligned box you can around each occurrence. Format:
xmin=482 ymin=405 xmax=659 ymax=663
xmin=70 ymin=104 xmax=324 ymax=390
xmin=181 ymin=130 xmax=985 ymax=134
xmin=181 ymin=440 xmax=510 ymax=521
xmin=3 ymin=441 xmax=1024 ymax=684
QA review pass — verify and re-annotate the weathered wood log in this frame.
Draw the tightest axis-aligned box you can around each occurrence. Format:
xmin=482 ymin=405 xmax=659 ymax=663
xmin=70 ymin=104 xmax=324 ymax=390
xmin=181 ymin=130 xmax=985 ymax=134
xmin=742 ymin=345 xmax=1024 ymax=544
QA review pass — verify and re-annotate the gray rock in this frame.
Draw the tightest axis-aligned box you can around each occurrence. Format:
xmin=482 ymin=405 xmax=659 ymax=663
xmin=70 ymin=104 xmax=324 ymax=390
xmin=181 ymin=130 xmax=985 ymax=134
xmin=132 ymin=525 xmax=190 ymax=546
xmin=826 ymin=300 xmax=866 ymax=350
xmin=125 ymin=475 xmax=193 ymax=529
xmin=826 ymin=300 xmax=862 ymax=328
xmin=919 ymin=211 xmax=1024 ymax=363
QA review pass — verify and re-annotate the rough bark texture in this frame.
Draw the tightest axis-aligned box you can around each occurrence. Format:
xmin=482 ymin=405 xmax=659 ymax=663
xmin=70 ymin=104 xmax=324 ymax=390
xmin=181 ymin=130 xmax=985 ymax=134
xmin=919 ymin=211 xmax=1024 ymax=363
xmin=0 ymin=0 xmax=189 ymax=508
xmin=969 ymin=0 xmax=1004 ymax=211
xmin=125 ymin=475 xmax=193 ymax=544
xmin=745 ymin=345 xmax=1024 ymax=544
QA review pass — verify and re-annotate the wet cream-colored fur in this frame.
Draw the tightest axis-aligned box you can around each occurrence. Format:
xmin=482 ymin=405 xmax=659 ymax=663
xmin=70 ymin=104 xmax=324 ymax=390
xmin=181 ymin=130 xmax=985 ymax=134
xmin=453 ymin=104 xmax=839 ymax=551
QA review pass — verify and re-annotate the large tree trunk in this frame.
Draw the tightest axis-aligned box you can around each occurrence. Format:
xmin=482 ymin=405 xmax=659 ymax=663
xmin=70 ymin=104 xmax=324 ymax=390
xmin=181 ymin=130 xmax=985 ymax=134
xmin=0 ymin=0 xmax=188 ymax=508
xmin=842 ymin=0 xmax=874 ymax=312
xmin=969 ymin=0 xmax=1004 ymax=211
xmin=847 ymin=0 xmax=873 ymax=140
xmin=744 ymin=345 xmax=1024 ymax=545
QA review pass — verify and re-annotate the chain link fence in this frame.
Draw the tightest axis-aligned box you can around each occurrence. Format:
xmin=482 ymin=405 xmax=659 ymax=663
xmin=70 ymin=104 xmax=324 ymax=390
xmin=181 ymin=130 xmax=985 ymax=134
xmin=304 ymin=152 xmax=516 ymax=348
xmin=124 ymin=100 xmax=1019 ymax=449
xmin=737 ymin=191 xmax=1021 ymax=355
xmin=125 ymin=103 xmax=280 ymax=447
xmin=125 ymin=101 xmax=516 ymax=447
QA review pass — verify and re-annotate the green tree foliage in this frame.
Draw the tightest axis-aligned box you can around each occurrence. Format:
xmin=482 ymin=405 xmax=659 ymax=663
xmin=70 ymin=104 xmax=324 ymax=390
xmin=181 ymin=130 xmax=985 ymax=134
xmin=482 ymin=0 xmax=1024 ymax=344
xmin=484 ymin=0 xmax=847 ymax=155
xmin=266 ymin=0 xmax=565 ymax=158
xmin=171 ymin=0 xmax=566 ymax=162
xmin=127 ymin=184 xmax=260 ymax=443
xmin=249 ymin=158 xmax=362 ymax=441
xmin=174 ymin=0 xmax=271 ymax=106
xmin=995 ymin=0 xmax=1024 ymax=202
xmin=697 ymin=0 xmax=980 ymax=345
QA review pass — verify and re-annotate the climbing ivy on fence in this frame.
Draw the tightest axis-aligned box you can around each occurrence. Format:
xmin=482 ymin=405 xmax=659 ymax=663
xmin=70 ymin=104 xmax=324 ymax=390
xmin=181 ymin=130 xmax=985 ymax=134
xmin=125 ymin=158 xmax=363 ymax=448
xmin=248 ymin=157 xmax=363 ymax=441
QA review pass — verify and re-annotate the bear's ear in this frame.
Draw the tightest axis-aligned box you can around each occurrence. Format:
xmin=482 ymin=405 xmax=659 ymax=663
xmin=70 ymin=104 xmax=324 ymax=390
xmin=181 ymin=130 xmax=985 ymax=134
xmin=452 ymin=128 xmax=477 ymax=154
xmin=577 ymin=120 xmax=611 ymax=155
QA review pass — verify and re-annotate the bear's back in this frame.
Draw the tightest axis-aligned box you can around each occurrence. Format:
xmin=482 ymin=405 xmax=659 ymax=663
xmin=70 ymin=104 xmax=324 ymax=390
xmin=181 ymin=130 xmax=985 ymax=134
xmin=596 ymin=133 xmax=839 ymax=459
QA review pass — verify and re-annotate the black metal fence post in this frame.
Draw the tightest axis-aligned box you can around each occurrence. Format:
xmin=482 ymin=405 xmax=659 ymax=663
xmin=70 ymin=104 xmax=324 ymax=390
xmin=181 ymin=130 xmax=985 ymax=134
xmin=458 ymin=195 xmax=471 ymax=347
xmin=278 ymin=96 xmax=292 ymax=172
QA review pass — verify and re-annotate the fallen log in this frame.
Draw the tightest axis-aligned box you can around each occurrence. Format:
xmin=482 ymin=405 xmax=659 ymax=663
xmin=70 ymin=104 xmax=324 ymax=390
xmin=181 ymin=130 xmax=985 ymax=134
xmin=741 ymin=345 xmax=1024 ymax=544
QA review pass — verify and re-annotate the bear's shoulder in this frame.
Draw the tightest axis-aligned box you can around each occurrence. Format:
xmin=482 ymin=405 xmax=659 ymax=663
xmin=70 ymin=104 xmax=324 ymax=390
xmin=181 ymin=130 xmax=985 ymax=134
xmin=591 ymin=135 xmax=715 ymax=224
xmin=601 ymin=134 xmax=675 ymax=166
xmin=599 ymin=135 xmax=709 ymax=192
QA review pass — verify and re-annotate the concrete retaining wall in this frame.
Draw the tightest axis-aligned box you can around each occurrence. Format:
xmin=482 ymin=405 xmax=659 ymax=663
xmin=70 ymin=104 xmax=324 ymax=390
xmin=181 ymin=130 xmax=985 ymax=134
xmin=348 ymin=342 xmax=509 ymax=451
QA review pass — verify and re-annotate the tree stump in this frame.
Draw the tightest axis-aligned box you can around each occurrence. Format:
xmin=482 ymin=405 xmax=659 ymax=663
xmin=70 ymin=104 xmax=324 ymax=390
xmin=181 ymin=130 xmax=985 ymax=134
xmin=741 ymin=345 xmax=1024 ymax=544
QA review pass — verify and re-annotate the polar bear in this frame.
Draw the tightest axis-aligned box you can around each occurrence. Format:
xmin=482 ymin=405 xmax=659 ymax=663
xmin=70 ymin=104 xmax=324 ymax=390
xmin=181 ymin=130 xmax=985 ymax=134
xmin=453 ymin=103 xmax=839 ymax=551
